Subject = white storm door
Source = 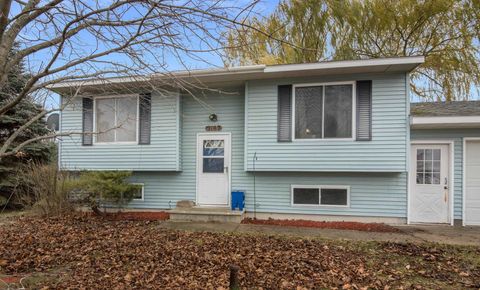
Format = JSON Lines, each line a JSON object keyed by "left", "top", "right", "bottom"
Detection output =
{"left": 465, "top": 140, "right": 480, "bottom": 226}
{"left": 196, "top": 133, "right": 231, "bottom": 206}
{"left": 410, "top": 145, "right": 450, "bottom": 224}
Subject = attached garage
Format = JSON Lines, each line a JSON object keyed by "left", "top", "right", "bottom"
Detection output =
{"left": 411, "top": 101, "right": 480, "bottom": 226}
{"left": 464, "top": 139, "right": 480, "bottom": 226}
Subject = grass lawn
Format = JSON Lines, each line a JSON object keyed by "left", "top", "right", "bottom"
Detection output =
{"left": 0, "top": 214, "right": 479, "bottom": 289}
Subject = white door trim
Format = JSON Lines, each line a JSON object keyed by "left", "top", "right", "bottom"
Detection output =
{"left": 195, "top": 132, "right": 232, "bottom": 207}
{"left": 462, "top": 137, "right": 480, "bottom": 226}
{"left": 408, "top": 140, "right": 454, "bottom": 225}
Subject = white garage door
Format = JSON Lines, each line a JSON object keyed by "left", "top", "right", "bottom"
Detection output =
{"left": 465, "top": 140, "right": 480, "bottom": 226}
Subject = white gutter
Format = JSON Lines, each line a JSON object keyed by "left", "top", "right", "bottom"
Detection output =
{"left": 48, "top": 75, "right": 151, "bottom": 89}
{"left": 411, "top": 116, "right": 480, "bottom": 128}
{"left": 264, "top": 56, "right": 425, "bottom": 73}
{"left": 153, "top": 64, "right": 266, "bottom": 78}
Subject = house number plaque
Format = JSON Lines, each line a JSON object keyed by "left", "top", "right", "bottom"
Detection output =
{"left": 205, "top": 125, "right": 222, "bottom": 132}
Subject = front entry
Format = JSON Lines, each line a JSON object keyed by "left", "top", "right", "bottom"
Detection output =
{"left": 410, "top": 144, "right": 450, "bottom": 224}
{"left": 196, "top": 133, "right": 231, "bottom": 206}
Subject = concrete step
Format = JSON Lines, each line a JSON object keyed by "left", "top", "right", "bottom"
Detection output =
{"left": 168, "top": 207, "right": 245, "bottom": 223}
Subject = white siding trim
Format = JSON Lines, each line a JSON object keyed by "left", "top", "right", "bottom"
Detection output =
{"left": 462, "top": 137, "right": 480, "bottom": 226}
{"left": 411, "top": 116, "right": 480, "bottom": 129}
{"left": 244, "top": 81, "right": 249, "bottom": 171}
{"left": 408, "top": 140, "right": 455, "bottom": 225}
{"left": 176, "top": 92, "right": 181, "bottom": 171}
{"left": 265, "top": 56, "right": 424, "bottom": 73}
{"left": 49, "top": 57, "right": 424, "bottom": 91}
{"left": 58, "top": 96, "right": 63, "bottom": 169}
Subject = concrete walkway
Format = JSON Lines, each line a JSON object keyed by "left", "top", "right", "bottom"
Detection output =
{"left": 158, "top": 221, "right": 480, "bottom": 246}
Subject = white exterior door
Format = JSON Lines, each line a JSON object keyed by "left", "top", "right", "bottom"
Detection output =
{"left": 196, "top": 133, "right": 231, "bottom": 206}
{"left": 465, "top": 140, "right": 480, "bottom": 226}
{"left": 410, "top": 145, "right": 450, "bottom": 224}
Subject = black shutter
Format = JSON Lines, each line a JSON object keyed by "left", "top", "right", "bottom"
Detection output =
{"left": 356, "top": 80, "right": 372, "bottom": 141}
{"left": 82, "top": 97, "right": 93, "bottom": 145}
{"left": 277, "top": 85, "right": 292, "bottom": 142}
{"left": 138, "top": 93, "right": 152, "bottom": 145}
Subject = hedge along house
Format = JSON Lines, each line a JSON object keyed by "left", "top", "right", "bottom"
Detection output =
{"left": 49, "top": 56, "right": 480, "bottom": 226}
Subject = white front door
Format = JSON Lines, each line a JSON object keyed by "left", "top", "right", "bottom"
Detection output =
{"left": 465, "top": 140, "right": 480, "bottom": 226}
{"left": 196, "top": 133, "right": 231, "bottom": 206}
{"left": 410, "top": 145, "right": 450, "bottom": 224}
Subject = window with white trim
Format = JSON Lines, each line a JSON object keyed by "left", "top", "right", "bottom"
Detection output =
{"left": 291, "top": 185, "right": 349, "bottom": 206}
{"left": 95, "top": 96, "right": 138, "bottom": 143}
{"left": 131, "top": 183, "right": 144, "bottom": 201}
{"left": 294, "top": 83, "right": 353, "bottom": 139}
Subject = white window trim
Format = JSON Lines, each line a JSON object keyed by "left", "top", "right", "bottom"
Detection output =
{"left": 290, "top": 185, "right": 351, "bottom": 208}
{"left": 131, "top": 183, "right": 144, "bottom": 201}
{"left": 93, "top": 94, "right": 140, "bottom": 145}
{"left": 292, "top": 81, "right": 356, "bottom": 141}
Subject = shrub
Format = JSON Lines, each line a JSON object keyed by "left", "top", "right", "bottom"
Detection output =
{"left": 14, "top": 162, "right": 75, "bottom": 216}
{"left": 73, "top": 171, "right": 141, "bottom": 213}
{"left": 14, "top": 166, "right": 139, "bottom": 216}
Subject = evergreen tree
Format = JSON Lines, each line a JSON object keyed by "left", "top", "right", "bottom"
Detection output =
{"left": 0, "top": 46, "right": 54, "bottom": 207}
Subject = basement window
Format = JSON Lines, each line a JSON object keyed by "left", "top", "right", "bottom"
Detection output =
{"left": 131, "top": 183, "right": 144, "bottom": 201}
{"left": 291, "top": 185, "right": 349, "bottom": 207}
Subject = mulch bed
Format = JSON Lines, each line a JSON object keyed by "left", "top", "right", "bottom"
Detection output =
{"left": 0, "top": 214, "right": 479, "bottom": 289}
{"left": 99, "top": 211, "right": 170, "bottom": 221}
{"left": 242, "top": 217, "right": 400, "bottom": 232}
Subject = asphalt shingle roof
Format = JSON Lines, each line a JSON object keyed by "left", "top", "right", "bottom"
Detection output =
{"left": 410, "top": 101, "right": 480, "bottom": 117}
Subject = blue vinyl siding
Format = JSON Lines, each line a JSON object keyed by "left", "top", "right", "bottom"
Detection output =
{"left": 236, "top": 172, "right": 407, "bottom": 217}
{"left": 128, "top": 85, "right": 408, "bottom": 218}
{"left": 411, "top": 128, "right": 480, "bottom": 220}
{"left": 59, "top": 92, "right": 180, "bottom": 171}
{"left": 60, "top": 76, "right": 411, "bottom": 219}
{"left": 131, "top": 171, "right": 408, "bottom": 218}
{"left": 245, "top": 73, "right": 408, "bottom": 172}
{"left": 129, "top": 87, "right": 249, "bottom": 208}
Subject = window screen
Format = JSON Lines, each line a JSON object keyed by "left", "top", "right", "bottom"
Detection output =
{"left": 324, "top": 85, "right": 353, "bottom": 138}
{"left": 321, "top": 188, "right": 348, "bottom": 205}
{"left": 96, "top": 96, "right": 138, "bottom": 143}
{"left": 292, "top": 186, "right": 349, "bottom": 206}
{"left": 295, "top": 86, "right": 323, "bottom": 139}
{"left": 96, "top": 98, "right": 116, "bottom": 143}
{"left": 116, "top": 97, "right": 137, "bottom": 142}
{"left": 293, "top": 188, "right": 320, "bottom": 205}
{"left": 294, "top": 84, "right": 353, "bottom": 139}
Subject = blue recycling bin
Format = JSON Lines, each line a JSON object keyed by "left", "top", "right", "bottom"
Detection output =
{"left": 231, "top": 190, "right": 245, "bottom": 211}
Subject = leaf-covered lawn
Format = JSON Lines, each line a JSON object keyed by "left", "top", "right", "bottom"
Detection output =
{"left": 0, "top": 215, "right": 479, "bottom": 289}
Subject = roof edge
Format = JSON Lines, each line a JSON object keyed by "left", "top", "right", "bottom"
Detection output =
{"left": 264, "top": 56, "right": 425, "bottom": 73}
{"left": 48, "top": 56, "right": 425, "bottom": 91}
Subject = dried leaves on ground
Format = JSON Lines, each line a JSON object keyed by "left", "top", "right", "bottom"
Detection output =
{"left": 0, "top": 214, "right": 479, "bottom": 289}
